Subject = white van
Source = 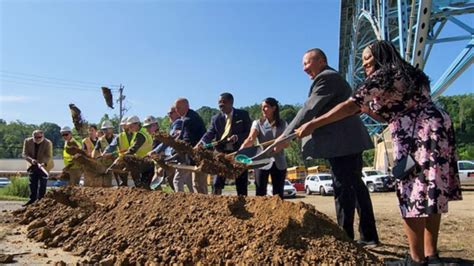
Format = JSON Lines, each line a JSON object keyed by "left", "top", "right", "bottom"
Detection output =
{"left": 458, "top": 160, "right": 474, "bottom": 186}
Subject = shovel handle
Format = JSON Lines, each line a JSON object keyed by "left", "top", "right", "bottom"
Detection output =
{"left": 226, "top": 139, "right": 276, "bottom": 158}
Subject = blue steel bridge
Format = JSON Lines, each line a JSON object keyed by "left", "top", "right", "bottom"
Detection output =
{"left": 339, "top": 0, "right": 473, "bottom": 138}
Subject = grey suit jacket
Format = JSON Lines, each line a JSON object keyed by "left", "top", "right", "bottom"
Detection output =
{"left": 283, "top": 66, "right": 373, "bottom": 159}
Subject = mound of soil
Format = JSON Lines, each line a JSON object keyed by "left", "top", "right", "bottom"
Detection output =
{"left": 14, "top": 187, "right": 380, "bottom": 264}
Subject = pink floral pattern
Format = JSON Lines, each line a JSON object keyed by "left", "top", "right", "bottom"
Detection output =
{"left": 351, "top": 69, "right": 462, "bottom": 218}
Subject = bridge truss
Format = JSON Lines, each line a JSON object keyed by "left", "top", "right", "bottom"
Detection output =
{"left": 339, "top": 0, "right": 473, "bottom": 137}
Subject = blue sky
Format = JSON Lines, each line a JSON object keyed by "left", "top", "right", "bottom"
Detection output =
{"left": 1, "top": 0, "right": 472, "bottom": 127}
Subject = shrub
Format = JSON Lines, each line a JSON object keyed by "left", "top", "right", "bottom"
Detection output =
{"left": 3, "top": 176, "right": 30, "bottom": 198}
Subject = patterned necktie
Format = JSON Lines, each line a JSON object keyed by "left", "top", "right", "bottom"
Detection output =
{"left": 220, "top": 114, "right": 232, "bottom": 141}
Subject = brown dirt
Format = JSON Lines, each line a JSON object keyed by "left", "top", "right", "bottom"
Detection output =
{"left": 68, "top": 104, "right": 87, "bottom": 135}
{"left": 154, "top": 132, "right": 247, "bottom": 178}
{"left": 101, "top": 87, "right": 114, "bottom": 109}
{"left": 10, "top": 187, "right": 380, "bottom": 265}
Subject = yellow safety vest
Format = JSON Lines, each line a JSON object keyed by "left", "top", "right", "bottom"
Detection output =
{"left": 81, "top": 137, "right": 96, "bottom": 157}
{"left": 118, "top": 132, "right": 132, "bottom": 156}
{"left": 131, "top": 128, "right": 153, "bottom": 158}
{"left": 63, "top": 138, "right": 82, "bottom": 169}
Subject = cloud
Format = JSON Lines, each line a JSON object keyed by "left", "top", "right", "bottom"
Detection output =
{"left": 0, "top": 95, "right": 31, "bottom": 103}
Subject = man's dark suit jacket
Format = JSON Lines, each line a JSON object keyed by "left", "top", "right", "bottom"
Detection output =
{"left": 178, "top": 109, "right": 207, "bottom": 147}
{"left": 283, "top": 66, "right": 373, "bottom": 159}
{"left": 200, "top": 108, "right": 252, "bottom": 152}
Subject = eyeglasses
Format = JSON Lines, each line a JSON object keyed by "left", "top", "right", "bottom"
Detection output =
{"left": 34, "top": 136, "right": 43, "bottom": 139}
{"left": 167, "top": 112, "right": 174, "bottom": 116}
{"left": 62, "top": 133, "right": 70, "bottom": 137}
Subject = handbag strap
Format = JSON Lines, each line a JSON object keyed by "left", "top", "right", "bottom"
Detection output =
{"left": 408, "top": 113, "right": 419, "bottom": 153}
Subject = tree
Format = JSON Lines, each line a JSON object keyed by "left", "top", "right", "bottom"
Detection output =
{"left": 280, "top": 104, "right": 300, "bottom": 123}
{"left": 39, "top": 122, "right": 63, "bottom": 156}
{"left": 242, "top": 104, "right": 261, "bottom": 121}
{"left": 196, "top": 106, "right": 219, "bottom": 127}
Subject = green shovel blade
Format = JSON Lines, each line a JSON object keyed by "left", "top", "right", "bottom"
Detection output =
{"left": 235, "top": 154, "right": 252, "bottom": 164}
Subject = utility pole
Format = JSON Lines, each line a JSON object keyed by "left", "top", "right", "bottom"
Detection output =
{"left": 118, "top": 84, "right": 125, "bottom": 123}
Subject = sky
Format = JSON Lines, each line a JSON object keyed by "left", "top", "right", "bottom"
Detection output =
{"left": 0, "top": 0, "right": 472, "bottom": 127}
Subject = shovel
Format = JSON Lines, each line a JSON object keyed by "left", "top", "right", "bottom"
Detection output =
{"left": 38, "top": 163, "right": 49, "bottom": 179}
{"left": 234, "top": 133, "right": 297, "bottom": 164}
{"left": 150, "top": 174, "right": 164, "bottom": 190}
{"left": 227, "top": 139, "right": 276, "bottom": 160}
{"left": 251, "top": 133, "right": 297, "bottom": 161}
{"left": 166, "top": 163, "right": 202, "bottom": 173}
{"left": 244, "top": 157, "right": 275, "bottom": 170}
{"left": 105, "top": 157, "right": 121, "bottom": 174}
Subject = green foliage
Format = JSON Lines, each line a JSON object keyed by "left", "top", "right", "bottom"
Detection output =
{"left": 196, "top": 106, "right": 219, "bottom": 127}
{"left": 1, "top": 176, "right": 30, "bottom": 198}
{"left": 0, "top": 120, "right": 36, "bottom": 158}
{"left": 284, "top": 139, "right": 304, "bottom": 167}
{"left": 157, "top": 116, "right": 171, "bottom": 132}
{"left": 242, "top": 103, "right": 261, "bottom": 121}
{"left": 362, "top": 149, "right": 375, "bottom": 167}
{"left": 437, "top": 94, "right": 474, "bottom": 159}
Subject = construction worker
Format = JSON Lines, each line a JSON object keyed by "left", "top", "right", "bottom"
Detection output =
{"left": 60, "top": 126, "right": 82, "bottom": 186}
{"left": 125, "top": 115, "right": 154, "bottom": 188}
{"left": 92, "top": 120, "right": 116, "bottom": 158}
{"left": 143, "top": 115, "right": 161, "bottom": 149}
{"left": 103, "top": 116, "right": 131, "bottom": 186}
{"left": 82, "top": 124, "right": 98, "bottom": 157}
{"left": 126, "top": 116, "right": 153, "bottom": 157}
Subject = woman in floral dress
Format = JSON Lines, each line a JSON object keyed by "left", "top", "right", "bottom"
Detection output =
{"left": 293, "top": 41, "right": 462, "bottom": 265}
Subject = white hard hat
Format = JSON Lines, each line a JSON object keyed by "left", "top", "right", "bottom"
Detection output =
{"left": 60, "top": 126, "right": 72, "bottom": 133}
{"left": 120, "top": 116, "right": 128, "bottom": 126}
{"left": 127, "top": 115, "right": 140, "bottom": 125}
{"left": 143, "top": 115, "right": 157, "bottom": 127}
{"left": 101, "top": 120, "right": 114, "bottom": 130}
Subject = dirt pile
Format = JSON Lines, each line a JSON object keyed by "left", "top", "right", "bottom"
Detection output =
{"left": 14, "top": 187, "right": 381, "bottom": 264}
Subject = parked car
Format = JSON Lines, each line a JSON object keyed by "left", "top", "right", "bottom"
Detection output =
{"left": 290, "top": 179, "right": 305, "bottom": 192}
{"left": 305, "top": 174, "right": 333, "bottom": 196}
{"left": 361, "top": 170, "right": 394, "bottom": 193}
{"left": 267, "top": 180, "right": 297, "bottom": 198}
{"left": 458, "top": 160, "right": 474, "bottom": 186}
{"left": 0, "top": 177, "right": 11, "bottom": 188}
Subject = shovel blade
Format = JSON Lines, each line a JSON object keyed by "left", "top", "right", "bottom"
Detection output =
{"left": 245, "top": 158, "right": 274, "bottom": 169}
{"left": 150, "top": 175, "right": 164, "bottom": 190}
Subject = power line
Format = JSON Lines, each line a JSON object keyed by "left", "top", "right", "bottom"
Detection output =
{"left": 0, "top": 73, "right": 106, "bottom": 90}
{"left": 0, "top": 78, "right": 103, "bottom": 92}
{"left": 0, "top": 70, "right": 120, "bottom": 88}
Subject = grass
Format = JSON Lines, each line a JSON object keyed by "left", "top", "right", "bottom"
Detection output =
{"left": 0, "top": 191, "right": 28, "bottom": 201}
{"left": 0, "top": 176, "right": 29, "bottom": 201}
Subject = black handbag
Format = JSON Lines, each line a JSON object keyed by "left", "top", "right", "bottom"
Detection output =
{"left": 392, "top": 116, "right": 419, "bottom": 181}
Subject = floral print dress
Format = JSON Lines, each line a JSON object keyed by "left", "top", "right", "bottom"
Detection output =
{"left": 351, "top": 68, "right": 462, "bottom": 218}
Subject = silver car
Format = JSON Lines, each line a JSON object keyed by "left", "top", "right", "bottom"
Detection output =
{"left": 0, "top": 177, "right": 11, "bottom": 188}
{"left": 267, "top": 180, "right": 297, "bottom": 198}
{"left": 458, "top": 160, "right": 474, "bottom": 186}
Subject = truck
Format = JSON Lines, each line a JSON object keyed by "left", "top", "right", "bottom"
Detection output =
{"left": 361, "top": 169, "right": 394, "bottom": 193}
